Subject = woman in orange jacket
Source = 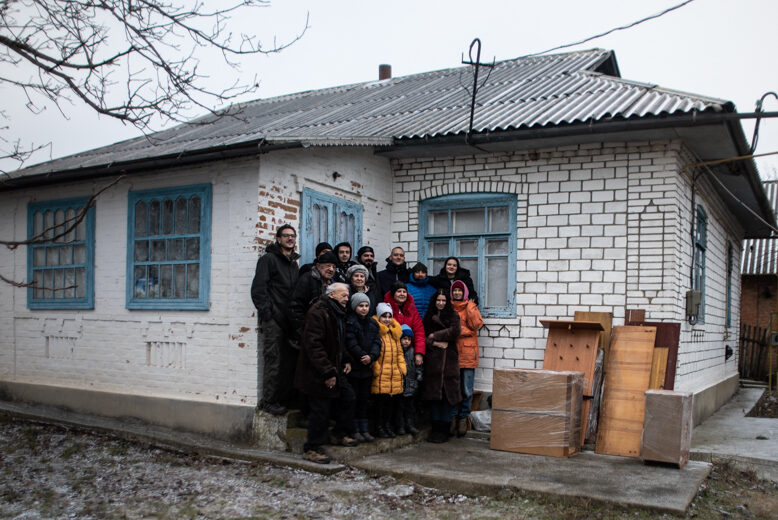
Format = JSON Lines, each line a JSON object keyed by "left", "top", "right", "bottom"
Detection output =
{"left": 450, "top": 280, "right": 484, "bottom": 437}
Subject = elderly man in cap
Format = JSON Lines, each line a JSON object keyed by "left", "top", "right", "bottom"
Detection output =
{"left": 299, "top": 242, "right": 333, "bottom": 276}
{"left": 295, "top": 282, "right": 356, "bottom": 464}
{"left": 251, "top": 224, "right": 300, "bottom": 416}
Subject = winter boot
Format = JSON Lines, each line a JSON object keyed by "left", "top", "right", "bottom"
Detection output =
{"left": 360, "top": 419, "right": 375, "bottom": 442}
{"left": 405, "top": 415, "right": 420, "bottom": 435}
{"left": 394, "top": 410, "right": 406, "bottom": 436}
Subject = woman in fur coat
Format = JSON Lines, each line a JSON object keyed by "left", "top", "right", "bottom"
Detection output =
{"left": 420, "top": 289, "right": 461, "bottom": 443}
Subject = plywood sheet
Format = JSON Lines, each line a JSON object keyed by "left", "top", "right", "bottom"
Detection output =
{"left": 643, "top": 322, "right": 681, "bottom": 390}
{"left": 541, "top": 320, "right": 602, "bottom": 396}
{"left": 625, "top": 309, "right": 645, "bottom": 325}
{"left": 595, "top": 325, "right": 656, "bottom": 458}
{"left": 649, "top": 347, "right": 669, "bottom": 389}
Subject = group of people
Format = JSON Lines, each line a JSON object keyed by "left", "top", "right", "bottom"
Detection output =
{"left": 251, "top": 224, "right": 484, "bottom": 464}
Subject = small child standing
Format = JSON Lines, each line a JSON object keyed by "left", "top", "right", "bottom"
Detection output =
{"left": 345, "top": 293, "right": 381, "bottom": 442}
{"left": 371, "top": 302, "right": 407, "bottom": 438}
{"left": 398, "top": 325, "right": 422, "bottom": 435}
{"left": 450, "top": 280, "right": 484, "bottom": 437}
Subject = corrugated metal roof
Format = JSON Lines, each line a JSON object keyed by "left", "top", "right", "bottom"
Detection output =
{"left": 742, "top": 180, "right": 778, "bottom": 274}
{"left": 13, "top": 48, "right": 732, "bottom": 178}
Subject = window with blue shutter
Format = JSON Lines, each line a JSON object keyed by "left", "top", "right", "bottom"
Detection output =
{"left": 126, "top": 184, "right": 211, "bottom": 310}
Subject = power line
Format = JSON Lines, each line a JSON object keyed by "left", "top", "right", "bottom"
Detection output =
{"left": 520, "top": 0, "right": 697, "bottom": 58}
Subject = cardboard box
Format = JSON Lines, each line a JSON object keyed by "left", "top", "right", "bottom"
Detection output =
{"left": 641, "top": 389, "right": 693, "bottom": 467}
{"left": 490, "top": 368, "right": 584, "bottom": 457}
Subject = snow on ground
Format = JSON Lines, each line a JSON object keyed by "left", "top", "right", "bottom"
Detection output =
{"left": 0, "top": 418, "right": 519, "bottom": 519}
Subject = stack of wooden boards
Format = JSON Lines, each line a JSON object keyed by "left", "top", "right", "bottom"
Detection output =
{"left": 489, "top": 310, "right": 691, "bottom": 467}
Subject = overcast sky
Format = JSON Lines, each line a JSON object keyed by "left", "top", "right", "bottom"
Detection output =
{"left": 4, "top": 0, "right": 778, "bottom": 176}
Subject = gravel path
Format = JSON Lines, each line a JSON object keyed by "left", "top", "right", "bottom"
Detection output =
{"left": 0, "top": 418, "right": 522, "bottom": 519}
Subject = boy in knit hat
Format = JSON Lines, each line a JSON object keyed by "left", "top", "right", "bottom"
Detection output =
{"left": 345, "top": 293, "right": 381, "bottom": 441}
{"left": 398, "top": 324, "right": 421, "bottom": 435}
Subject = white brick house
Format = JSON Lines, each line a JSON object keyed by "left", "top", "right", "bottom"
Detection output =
{"left": 0, "top": 49, "right": 772, "bottom": 438}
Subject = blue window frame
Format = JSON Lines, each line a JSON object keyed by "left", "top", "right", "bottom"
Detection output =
{"left": 300, "top": 188, "right": 362, "bottom": 264}
{"left": 693, "top": 205, "right": 707, "bottom": 322}
{"left": 27, "top": 197, "right": 95, "bottom": 309}
{"left": 419, "top": 193, "right": 517, "bottom": 317}
{"left": 726, "top": 242, "right": 733, "bottom": 328}
{"left": 126, "top": 184, "right": 211, "bottom": 310}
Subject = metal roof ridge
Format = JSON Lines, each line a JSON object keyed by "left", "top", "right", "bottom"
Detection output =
{"left": 580, "top": 70, "right": 732, "bottom": 107}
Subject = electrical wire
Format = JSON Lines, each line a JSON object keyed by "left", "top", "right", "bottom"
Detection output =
{"left": 520, "top": 0, "right": 697, "bottom": 58}
{"left": 684, "top": 151, "right": 778, "bottom": 236}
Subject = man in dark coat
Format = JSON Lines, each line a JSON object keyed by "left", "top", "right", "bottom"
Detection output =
{"left": 295, "top": 283, "right": 356, "bottom": 464}
{"left": 290, "top": 250, "right": 337, "bottom": 331}
{"left": 333, "top": 241, "right": 357, "bottom": 283}
{"left": 377, "top": 246, "right": 410, "bottom": 296}
{"left": 251, "top": 224, "right": 300, "bottom": 416}
{"left": 356, "top": 245, "right": 378, "bottom": 292}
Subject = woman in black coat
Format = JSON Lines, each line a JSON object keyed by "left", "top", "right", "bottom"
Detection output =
{"left": 431, "top": 256, "right": 479, "bottom": 305}
{"left": 420, "top": 289, "right": 461, "bottom": 443}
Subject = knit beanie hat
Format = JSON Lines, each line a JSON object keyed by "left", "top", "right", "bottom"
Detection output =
{"left": 411, "top": 262, "right": 428, "bottom": 274}
{"left": 357, "top": 245, "right": 374, "bottom": 257}
{"left": 315, "top": 250, "right": 338, "bottom": 265}
{"left": 346, "top": 264, "right": 369, "bottom": 280}
{"left": 401, "top": 324, "right": 413, "bottom": 338}
{"left": 376, "top": 302, "right": 393, "bottom": 317}
{"left": 350, "top": 292, "right": 371, "bottom": 311}
{"left": 451, "top": 280, "right": 469, "bottom": 300}
{"left": 315, "top": 242, "right": 333, "bottom": 256}
{"left": 390, "top": 281, "right": 407, "bottom": 295}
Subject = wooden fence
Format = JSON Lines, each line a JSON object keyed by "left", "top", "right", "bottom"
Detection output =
{"left": 739, "top": 324, "right": 772, "bottom": 381}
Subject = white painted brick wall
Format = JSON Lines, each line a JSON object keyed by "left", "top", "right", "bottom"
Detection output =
{"left": 0, "top": 147, "right": 395, "bottom": 410}
{"left": 392, "top": 140, "right": 744, "bottom": 394}
{"left": 0, "top": 141, "right": 746, "bottom": 406}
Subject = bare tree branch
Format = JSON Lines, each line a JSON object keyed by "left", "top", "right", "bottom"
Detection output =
{"left": 0, "top": 0, "right": 308, "bottom": 169}
{"left": 1, "top": 175, "right": 124, "bottom": 249}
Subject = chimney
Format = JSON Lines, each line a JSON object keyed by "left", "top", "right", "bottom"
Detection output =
{"left": 378, "top": 64, "right": 392, "bottom": 80}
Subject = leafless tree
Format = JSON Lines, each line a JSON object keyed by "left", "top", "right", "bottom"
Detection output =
{"left": 0, "top": 0, "right": 307, "bottom": 172}
{"left": 0, "top": 1, "right": 306, "bottom": 289}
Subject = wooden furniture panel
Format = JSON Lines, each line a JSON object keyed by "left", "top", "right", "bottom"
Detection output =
{"left": 595, "top": 325, "right": 656, "bottom": 458}
{"left": 625, "top": 309, "right": 645, "bottom": 325}
{"left": 574, "top": 311, "right": 612, "bottom": 360}
{"left": 649, "top": 347, "right": 669, "bottom": 389}
{"left": 643, "top": 322, "right": 681, "bottom": 390}
{"left": 540, "top": 320, "right": 603, "bottom": 396}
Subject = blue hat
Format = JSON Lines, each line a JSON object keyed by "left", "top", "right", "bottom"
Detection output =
{"left": 401, "top": 324, "right": 413, "bottom": 338}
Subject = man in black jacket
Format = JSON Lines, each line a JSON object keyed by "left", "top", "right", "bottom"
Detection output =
{"left": 377, "top": 246, "right": 410, "bottom": 297}
{"left": 251, "top": 224, "right": 300, "bottom": 416}
{"left": 291, "top": 250, "right": 337, "bottom": 331}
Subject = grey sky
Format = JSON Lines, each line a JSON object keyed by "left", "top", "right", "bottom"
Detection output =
{"left": 4, "top": 0, "right": 778, "bottom": 176}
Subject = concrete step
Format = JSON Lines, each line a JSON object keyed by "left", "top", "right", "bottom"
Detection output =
{"left": 252, "top": 408, "right": 425, "bottom": 456}
{"left": 741, "top": 379, "right": 769, "bottom": 389}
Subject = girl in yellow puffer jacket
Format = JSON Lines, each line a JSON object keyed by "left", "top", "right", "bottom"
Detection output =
{"left": 372, "top": 302, "right": 407, "bottom": 438}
